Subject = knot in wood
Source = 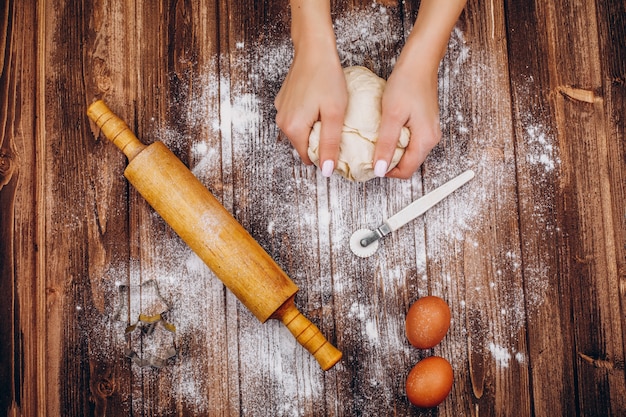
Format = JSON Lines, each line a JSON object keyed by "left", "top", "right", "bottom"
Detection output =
{"left": 95, "top": 378, "right": 115, "bottom": 397}
{"left": 0, "top": 150, "right": 16, "bottom": 188}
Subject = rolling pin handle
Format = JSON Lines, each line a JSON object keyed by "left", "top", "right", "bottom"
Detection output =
{"left": 87, "top": 100, "right": 146, "bottom": 160}
{"left": 277, "top": 301, "right": 342, "bottom": 371}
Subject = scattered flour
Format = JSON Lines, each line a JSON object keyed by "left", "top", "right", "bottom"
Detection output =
{"left": 488, "top": 342, "right": 527, "bottom": 368}
{"left": 87, "top": 5, "right": 559, "bottom": 414}
{"left": 488, "top": 342, "right": 513, "bottom": 367}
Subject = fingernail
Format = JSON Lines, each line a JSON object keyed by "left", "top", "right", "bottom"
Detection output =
{"left": 321, "top": 160, "right": 334, "bottom": 177}
{"left": 374, "top": 160, "right": 388, "bottom": 177}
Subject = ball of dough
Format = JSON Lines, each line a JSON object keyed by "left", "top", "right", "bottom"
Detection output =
{"left": 307, "top": 66, "right": 410, "bottom": 182}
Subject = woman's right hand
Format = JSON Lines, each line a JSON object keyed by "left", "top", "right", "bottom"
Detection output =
{"left": 274, "top": 0, "right": 347, "bottom": 176}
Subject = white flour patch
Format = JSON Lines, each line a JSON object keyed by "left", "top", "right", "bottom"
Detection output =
{"left": 488, "top": 343, "right": 528, "bottom": 368}
{"left": 525, "top": 124, "right": 559, "bottom": 172}
{"left": 489, "top": 342, "right": 512, "bottom": 367}
{"left": 365, "top": 319, "right": 380, "bottom": 345}
{"left": 334, "top": 6, "right": 400, "bottom": 68}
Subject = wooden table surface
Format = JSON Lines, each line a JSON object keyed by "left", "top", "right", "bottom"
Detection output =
{"left": 1, "top": 0, "right": 625, "bottom": 416}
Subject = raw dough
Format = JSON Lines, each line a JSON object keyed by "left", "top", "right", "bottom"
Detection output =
{"left": 307, "top": 66, "right": 410, "bottom": 182}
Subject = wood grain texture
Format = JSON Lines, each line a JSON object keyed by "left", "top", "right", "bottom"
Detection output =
{"left": 504, "top": 0, "right": 576, "bottom": 415}
{"left": 1, "top": 0, "right": 624, "bottom": 415}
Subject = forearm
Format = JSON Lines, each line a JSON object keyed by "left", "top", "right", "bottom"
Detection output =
{"left": 276, "top": 0, "right": 347, "bottom": 169}
{"left": 289, "top": 0, "right": 336, "bottom": 52}
{"left": 379, "top": 0, "right": 466, "bottom": 178}
{"left": 399, "top": 0, "right": 466, "bottom": 71}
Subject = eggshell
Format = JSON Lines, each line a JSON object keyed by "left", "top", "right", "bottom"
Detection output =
{"left": 405, "top": 296, "right": 451, "bottom": 349}
{"left": 406, "top": 356, "right": 454, "bottom": 408}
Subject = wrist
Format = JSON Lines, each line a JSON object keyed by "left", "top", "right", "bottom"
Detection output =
{"left": 399, "top": 0, "right": 466, "bottom": 72}
{"left": 290, "top": 0, "right": 336, "bottom": 51}
{"left": 396, "top": 34, "right": 446, "bottom": 77}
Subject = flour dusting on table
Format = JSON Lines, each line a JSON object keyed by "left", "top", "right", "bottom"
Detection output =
{"left": 88, "top": 6, "right": 559, "bottom": 414}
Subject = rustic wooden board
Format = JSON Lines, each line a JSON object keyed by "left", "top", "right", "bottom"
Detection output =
{"left": 504, "top": 1, "right": 576, "bottom": 416}
{"left": 1, "top": 0, "right": 625, "bottom": 415}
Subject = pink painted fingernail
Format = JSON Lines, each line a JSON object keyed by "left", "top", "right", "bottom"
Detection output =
{"left": 321, "top": 160, "right": 334, "bottom": 177}
{"left": 374, "top": 160, "right": 388, "bottom": 177}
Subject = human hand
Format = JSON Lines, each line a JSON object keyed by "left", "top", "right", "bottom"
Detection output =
{"left": 374, "top": 61, "right": 441, "bottom": 179}
{"left": 373, "top": 0, "right": 466, "bottom": 179}
{"left": 274, "top": 0, "right": 347, "bottom": 176}
{"left": 274, "top": 44, "right": 347, "bottom": 174}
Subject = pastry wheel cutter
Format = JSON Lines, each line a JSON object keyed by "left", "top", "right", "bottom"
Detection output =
{"left": 350, "top": 170, "right": 475, "bottom": 258}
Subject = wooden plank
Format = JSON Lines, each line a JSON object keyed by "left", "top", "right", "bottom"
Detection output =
{"left": 220, "top": 0, "right": 283, "bottom": 414}
{"left": 40, "top": 0, "right": 136, "bottom": 414}
{"left": 421, "top": 0, "right": 534, "bottom": 415}
{"left": 126, "top": 2, "right": 176, "bottom": 414}
{"left": 42, "top": 0, "right": 145, "bottom": 415}
{"left": 534, "top": 0, "right": 626, "bottom": 415}
{"left": 81, "top": 1, "right": 162, "bottom": 415}
{"left": 42, "top": 0, "right": 90, "bottom": 412}
{"left": 162, "top": 1, "right": 238, "bottom": 414}
{"left": 82, "top": 1, "right": 145, "bottom": 416}
{"left": 503, "top": 0, "right": 578, "bottom": 415}
{"left": 1, "top": 0, "right": 53, "bottom": 416}
{"left": 127, "top": 1, "right": 217, "bottom": 415}
{"left": 595, "top": 1, "right": 626, "bottom": 398}
{"left": 0, "top": 2, "right": 21, "bottom": 414}
{"left": 320, "top": 2, "right": 425, "bottom": 415}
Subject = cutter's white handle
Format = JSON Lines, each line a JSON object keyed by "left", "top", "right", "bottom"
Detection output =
{"left": 385, "top": 170, "right": 475, "bottom": 231}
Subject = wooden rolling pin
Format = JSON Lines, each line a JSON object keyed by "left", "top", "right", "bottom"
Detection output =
{"left": 87, "top": 100, "right": 341, "bottom": 371}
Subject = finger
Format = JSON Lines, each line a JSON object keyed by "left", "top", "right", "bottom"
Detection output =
{"left": 293, "top": 138, "right": 314, "bottom": 165}
{"left": 318, "top": 109, "right": 345, "bottom": 177}
{"left": 385, "top": 144, "right": 424, "bottom": 179}
{"left": 374, "top": 109, "right": 406, "bottom": 177}
{"left": 290, "top": 126, "right": 315, "bottom": 165}
{"left": 276, "top": 113, "right": 314, "bottom": 165}
{"left": 386, "top": 126, "right": 441, "bottom": 179}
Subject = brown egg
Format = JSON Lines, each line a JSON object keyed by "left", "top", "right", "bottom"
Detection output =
{"left": 405, "top": 296, "right": 451, "bottom": 349}
{"left": 406, "top": 356, "right": 454, "bottom": 408}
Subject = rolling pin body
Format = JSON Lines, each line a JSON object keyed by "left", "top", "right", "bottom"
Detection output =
{"left": 88, "top": 100, "right": 341, "bottom": 370}
{"left": 125, "top": 142, "right": 297, "bottom": 321}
